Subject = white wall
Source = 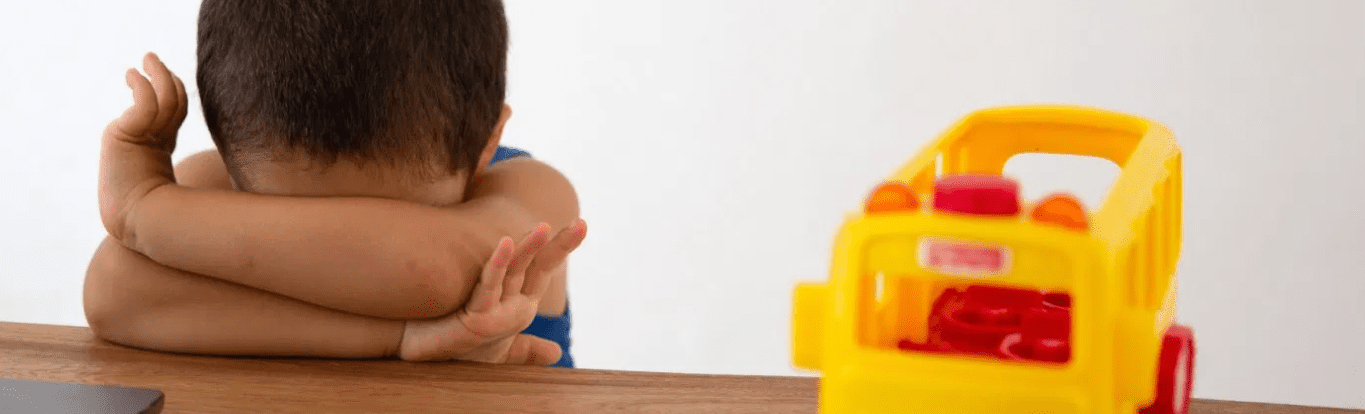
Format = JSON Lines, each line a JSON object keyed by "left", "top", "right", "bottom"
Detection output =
{"left": 2, "top": 0, "right": 1361, "bottom": 409}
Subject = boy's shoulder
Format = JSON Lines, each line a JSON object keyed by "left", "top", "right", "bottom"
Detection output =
{"left": 469, "top": 147, "right": 579, "bottom": 229}
{"left": 174, "top": 150, "right": 235, "bottom": 190}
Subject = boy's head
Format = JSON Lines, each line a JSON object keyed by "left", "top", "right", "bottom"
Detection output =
{"left": 196, "top": 0, "right": 510, "bottom": 201}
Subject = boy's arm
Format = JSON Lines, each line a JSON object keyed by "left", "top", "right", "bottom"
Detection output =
{"left": 86, "top": 149, "right": 577, "bottom": 364}
{"left": 102, "top": 55, "right": 578, "bottom": 319}
{"left": 118, "top": 159, "right": 574, "bottom": 319}
{"left": 87, "top": 149, "right": 407, "bottom": 357}
{"left": 84, "top": 227, "right": 573, "bottom": 364}
{"left": 84, "top": 236, "right": 407, "bottom": 358}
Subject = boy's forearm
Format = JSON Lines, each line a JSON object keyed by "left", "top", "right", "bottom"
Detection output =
{"left": 121, "top": 185, "right": 535, "bottom": 319}
{"left": 111, "top": 151, "right": 577, "bottom": 320}
{"left": 85, "top": 237, "right": 405, "bottom": 358}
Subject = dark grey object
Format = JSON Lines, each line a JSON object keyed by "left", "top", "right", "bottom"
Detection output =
{"left": 0, "top": 378, "right": 163, "bottom": 414}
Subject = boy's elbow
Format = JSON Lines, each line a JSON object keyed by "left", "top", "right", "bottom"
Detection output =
{"left": 83, "top": 238, "right": 191, "bottom": 353}
{"left": 394, "top": 257, "right": 470, "bottom": 319}
{"left": 403, "top": 275, "right": 461, "bottom": 319}
{"left": 85, "top": 306, "right": 145, "bottom": 348}
{"left": 86, "top": 306, "right": 174, "bottom": 353}
{"left": 83, "top": 240, "right": 150, "bottom": 344}
{"left": 83, "top": 299, "right": 124, "bottom": 344}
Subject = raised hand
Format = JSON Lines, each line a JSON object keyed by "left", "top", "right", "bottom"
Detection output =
{"left": 399, "top": 219, "right": 588, "bottom": 365}
{"left": 98, "top": 52, "right": 188, "bottom": 243}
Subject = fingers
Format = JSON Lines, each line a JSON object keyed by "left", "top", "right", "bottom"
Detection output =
{"left": 142, "top": 53, "right": 180, "bottom": 139}
{"left": 111, "top": 69, "right": 158, "bottom": 141}
{"left": 169, "top": 73, "right": 189, "bottom": 138}
{"left": 109, "top": 52, "right": 184, "bottom": 149}
{"left": 501, "top": 223, "right": 552, "bottom": 299}
{"left": 502, "top": 334, "right": 563, "bottom": 366}
{"left": 522, "top": 219, "right": 588, "bottom": 297}
{"left": 467, "top": 237, "right": 514, "bottom": 313}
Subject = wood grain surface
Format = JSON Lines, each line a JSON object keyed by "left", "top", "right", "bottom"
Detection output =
{"left": 0, "top": 322, "right": 1356, "bottom": 413}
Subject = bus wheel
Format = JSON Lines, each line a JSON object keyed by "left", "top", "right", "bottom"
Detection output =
{"left": 1140, "top": 325, "right": 1196, "bottom": 414}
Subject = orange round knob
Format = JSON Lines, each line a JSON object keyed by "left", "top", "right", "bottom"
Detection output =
{"left": 1030, "top": 193, "right": 1089, "bottom": 231}
{"left": 865, "top": 182, "right": 919, "bottom": 213}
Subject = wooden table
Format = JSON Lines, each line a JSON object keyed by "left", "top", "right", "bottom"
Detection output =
{"left": 0, "top": 322, "right": 1355, "bottom": 413}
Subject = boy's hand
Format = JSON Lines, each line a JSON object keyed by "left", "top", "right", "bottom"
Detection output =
{"left": 98, "top": 52, "right": 187, "bottom": 244}
{"left": 399, "top": 219, "right": 587, "bottom": 365}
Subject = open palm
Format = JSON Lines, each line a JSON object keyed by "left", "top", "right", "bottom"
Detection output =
{"left": 399, "top": 220, "right": 587, "bottom": 364}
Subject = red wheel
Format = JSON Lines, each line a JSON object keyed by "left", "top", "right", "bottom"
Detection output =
{"left": 1140, "top": 325, "right": 1196, "bottom": 414}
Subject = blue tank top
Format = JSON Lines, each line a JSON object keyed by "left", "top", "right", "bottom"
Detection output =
{"left": 489, "top": 146, "right": 575, "bottom": 368}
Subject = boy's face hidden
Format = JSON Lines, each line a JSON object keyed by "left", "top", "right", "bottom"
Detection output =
{"left": 236, "top": 106, "right": 512, "bottom": 206}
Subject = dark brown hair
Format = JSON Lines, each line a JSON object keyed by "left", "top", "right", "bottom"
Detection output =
{"left": 196, "top": 0, "right": 509, "bottom": 183}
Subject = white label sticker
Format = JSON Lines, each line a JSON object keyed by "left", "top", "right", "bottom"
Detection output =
{"left": 917, "top": 237, "right": 1013, "bottom": 277}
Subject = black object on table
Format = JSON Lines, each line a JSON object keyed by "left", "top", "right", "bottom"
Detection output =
{"left": 0, "top": 377, "right": 163, "bottom": 414}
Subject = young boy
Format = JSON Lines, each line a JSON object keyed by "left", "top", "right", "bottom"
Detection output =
{"left": 86, "top": 0, "right": 586, "bottom": 367}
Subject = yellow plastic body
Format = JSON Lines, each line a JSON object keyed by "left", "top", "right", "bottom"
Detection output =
{"left": 791, "top": 105, "right": 1184, "bottom": 414}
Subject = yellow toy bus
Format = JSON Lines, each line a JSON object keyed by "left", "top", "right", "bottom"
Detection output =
{"left": 791, "top": 105, "right": 1193, "bottom": 414}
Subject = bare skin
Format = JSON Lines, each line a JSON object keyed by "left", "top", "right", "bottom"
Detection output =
{"left": 87, "top": 52, "right": 584, "bottom": 364}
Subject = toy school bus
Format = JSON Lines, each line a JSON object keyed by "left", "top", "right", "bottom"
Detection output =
{"left": 791, "top": 105, "right": 1193, "bottom": 414}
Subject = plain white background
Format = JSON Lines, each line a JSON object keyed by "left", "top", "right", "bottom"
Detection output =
{"left": 2, "top": 0, "right": 1362, "bottom": 409}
